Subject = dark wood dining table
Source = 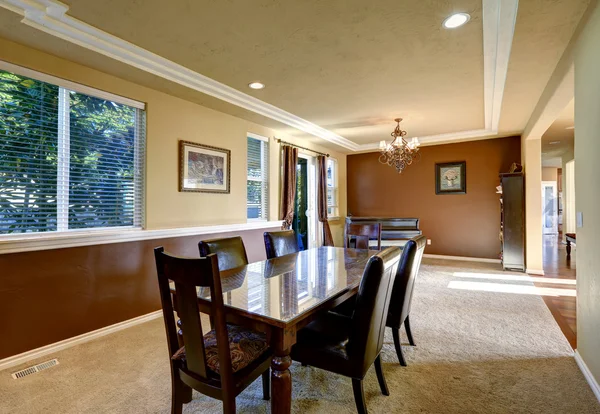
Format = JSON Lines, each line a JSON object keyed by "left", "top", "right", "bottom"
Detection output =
{"left": 170, "top": 246, "right": 389, "bottom": 413}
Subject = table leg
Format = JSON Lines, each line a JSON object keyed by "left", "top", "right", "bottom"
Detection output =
{"left": 271, "top": 327, "right": 296, "bottom": 414}
{"left": 271, "top": 352, "right": 292, "bottom": 413}
{"left": 566, "top": 240, "right": 572, "bottom": 260}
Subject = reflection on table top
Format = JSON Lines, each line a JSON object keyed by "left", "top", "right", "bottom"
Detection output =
{"left": 192, "top": 246, "right": 379, "bottom": 324}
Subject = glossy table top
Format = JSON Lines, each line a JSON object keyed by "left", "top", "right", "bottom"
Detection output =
{"left": 195, "top": 246, "right": 380, "bottom": 324}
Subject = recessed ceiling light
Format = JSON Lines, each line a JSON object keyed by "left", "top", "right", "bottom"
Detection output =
{"left": 248, "top": 82, "right": 265, "bottom": 90}
{"left": 443, "top": 13, "right": 471, "bottom": 29}
{"left": 549, "top": 141, "right": 561, "bottom": 145}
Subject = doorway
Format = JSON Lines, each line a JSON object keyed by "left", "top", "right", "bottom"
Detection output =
{"left": 292, "top": 154, "right": 319, "bottom": 250}
{"left": 542, "top": 181, "right": 558, "bottom": 234}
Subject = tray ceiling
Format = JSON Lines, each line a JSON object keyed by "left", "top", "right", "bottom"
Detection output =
{"left": 0, "top": 0, "right": 591, "bottom": 152}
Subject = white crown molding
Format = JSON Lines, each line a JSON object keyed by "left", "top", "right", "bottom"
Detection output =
{"left": 355, "top": 128, "right": 495, "bottom": 151}
{"left": 575, "top": 350, "right": 600, "bottom": 403}
{"left": 0, "top": 0, "right": 518, "bottom": 152}
{"left": 0, "top": 0, "right": 359, "bottom": 151}
{"left": 0, "top": 310, "right": 163, "bottom": 372}
{"left": 0, "top": 220, "right": 282, "bottom": 254}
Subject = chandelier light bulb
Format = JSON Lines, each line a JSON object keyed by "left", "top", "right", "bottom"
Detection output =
{"left": 407, "top": 137, "right": 420, "bottom": 149}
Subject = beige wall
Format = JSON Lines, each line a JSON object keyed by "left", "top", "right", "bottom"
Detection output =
{"left": 0, "top": 37, "right": 347, "bottom": 245}
{"left": 542, "top": 167, "right": 558, "bottom": 182}
{"left": 522, "top": 138, "right": 544, "bottom": 273}
{"left": 574, "top": 0, "right": 600, "bottom": 387}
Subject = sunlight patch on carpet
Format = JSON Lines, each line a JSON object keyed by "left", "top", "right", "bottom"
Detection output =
{"left": 452, "top": 272, "right": 576, "bottom": 285}
{"left": 447, "top": 280, "right": 576, "bottom": 297}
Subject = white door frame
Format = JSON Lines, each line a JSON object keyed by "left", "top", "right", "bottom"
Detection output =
{"left": 298, "top": 153, "right": 321, "bottom": 249}
{"left": 542, "top": 181, "right": 558, "bottom": 234}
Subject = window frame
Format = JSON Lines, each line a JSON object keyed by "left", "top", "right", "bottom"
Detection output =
{"left": 0, "top": 60, "right": 146, "bottom": 240}
{"left": 246, "top": 132, "right": 270, "bottom": 222}
{"left": 326, "top": 157, "right": 340, "bottom": 219}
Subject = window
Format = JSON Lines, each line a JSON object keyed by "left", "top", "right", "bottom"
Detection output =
{"left": 247, "top": 133, "right": 269, "bottom": 220}
{"left": 0, "top": 67, "right": 145, "bottom": 235}
{"left": 326, "top": 158, "right": 339, "bottom": 218}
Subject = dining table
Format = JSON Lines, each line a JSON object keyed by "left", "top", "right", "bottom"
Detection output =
{"left": 170, "top": 245, "right": 397, "bottom": 413}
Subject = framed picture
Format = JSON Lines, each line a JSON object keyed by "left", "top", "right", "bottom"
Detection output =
{"left": 179, "top": 140, "right": 230, "bottom": 193}
{"left": 435, "top": 161, "right": 466, "bottom": 195}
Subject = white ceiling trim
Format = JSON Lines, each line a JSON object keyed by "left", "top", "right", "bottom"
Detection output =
{"left": 483, "top": 0, "right": 518, "bottom": 132}
{"left": 356, "top": 128, "right": 495, "bottom": 152}
{"left": 0, "top": 0, "right": 360, "bottom": 151}
{"left": 0, "top": 0, "right": 518, "bottom": 152}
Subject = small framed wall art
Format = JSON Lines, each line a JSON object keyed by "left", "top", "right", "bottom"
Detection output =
{"left": 179, "top": 140, "right": 231, "bottom": 193}
{"left": 435, "top": 161, "right": 466, "bottom": 195}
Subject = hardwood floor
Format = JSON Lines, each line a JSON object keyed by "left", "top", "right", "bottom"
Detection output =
{"left": 538, "top": 234, "right": 577, "bottom": 349}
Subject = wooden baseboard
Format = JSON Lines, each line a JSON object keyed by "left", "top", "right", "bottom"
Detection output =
{"left": 423, "top": 254, "right": 502, "bottom": 264}
{"left": 0, "top": 310, "right": 162, "bottom": 372}
{"left": 575, "top": 350, "right": 600, "bottom": 403}
{"left": 526, "top": 268, "right": 546, "bottom": 276}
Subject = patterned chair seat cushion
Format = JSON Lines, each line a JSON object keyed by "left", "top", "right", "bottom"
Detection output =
{"left": 172, "top": 324, "right": 268, "bottom": 373}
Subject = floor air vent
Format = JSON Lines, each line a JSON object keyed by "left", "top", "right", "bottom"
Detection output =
{"left": 11, "top": 359, "right": 59, "bottom": 379}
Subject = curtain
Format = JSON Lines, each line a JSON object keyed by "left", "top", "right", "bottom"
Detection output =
{"left": 280, "top": 145, "right": 298, "bottom": 230}
{"left": 317, "top": 155, "right": 335, "bottom": 246}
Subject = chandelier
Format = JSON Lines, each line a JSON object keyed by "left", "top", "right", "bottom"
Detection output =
{"left": 378, "top": 118, "right": 420, "bottom": 173}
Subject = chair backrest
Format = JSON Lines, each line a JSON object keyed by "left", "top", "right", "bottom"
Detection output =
{"left": 264, "top": 230, "right": 300, "bottom": 259}
{"left": 199, "top": 236, "right": 249, "bottom": 271}
{"left": 154, "top": 247, "right": 235, "bottom": 392}
{"left": 345, "top": 222, "right": 382, "bottom": 250}
{"left": 386, "top": 235, "right": 426, "bottom": 329}
{"left": 348, "top": 247, "right": 401, "bottom": 374}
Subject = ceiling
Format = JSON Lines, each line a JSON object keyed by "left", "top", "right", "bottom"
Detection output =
{"left": 0, "top": 0, "right": 591, "bottom": 152}
{"left": 542, "top": 99, "right": 575, "bottom": 160}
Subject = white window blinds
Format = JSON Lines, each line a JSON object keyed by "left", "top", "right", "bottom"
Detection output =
{"left": 326, "top": 158, "right": 339, "bottom": 217}
{"left": 247, "top": 134, "right": 269, "bottom": 220}
{"left": 0, "top": 69, "right": 146, "bottom": 235}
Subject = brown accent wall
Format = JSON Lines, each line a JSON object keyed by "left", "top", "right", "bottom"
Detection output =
{"left": 0, "top": 227, "right": 278, "bottom": 359}
{"left": 347, "top": 136, "right": 521, "bottom": 259}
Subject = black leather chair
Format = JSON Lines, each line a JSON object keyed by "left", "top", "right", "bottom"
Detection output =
{"left": 332, "top": 235, "right": 426, "bottom": 366}
{"left": 199, "top": 236, "right": 249, "bottom": 271}
{"left": 263, "top": 230, "right": 300, "bottom": 259}
{"left": 290, "top": 247, "right": 401, "bottom": 414}
{"left": 387, "top": 235, "right": 426, "bottom": 366}
{"left": 154, "top": 248, "right": 271, "bottom": 414}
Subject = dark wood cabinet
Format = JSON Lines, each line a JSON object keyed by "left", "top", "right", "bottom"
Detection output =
{"left": 500, "top": 173, "right": 525, "bottom": 271}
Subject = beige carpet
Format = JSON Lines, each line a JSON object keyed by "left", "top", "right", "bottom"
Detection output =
{"left": 2, "top": 259, "right": 599, "bottom": 414}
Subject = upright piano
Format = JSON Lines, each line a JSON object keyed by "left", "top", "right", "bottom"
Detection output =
{"left": 345, "top": 216, "right": 422, "bottom": 248}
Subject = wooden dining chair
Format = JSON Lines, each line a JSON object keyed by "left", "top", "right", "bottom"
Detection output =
{"left": 263, "top": 230, "right": 300, "bottom": 259}
{"left": 154, "top": 247, "right": 272, "bottom": 414}
{"left": 344, "top": 222, "right": 382, "bottom": 250}
{"left": 199, "top": 236, "right": 249, "bottom": 271}
{"left": 290, "top": 247, "right": 402, "bottom": 414}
